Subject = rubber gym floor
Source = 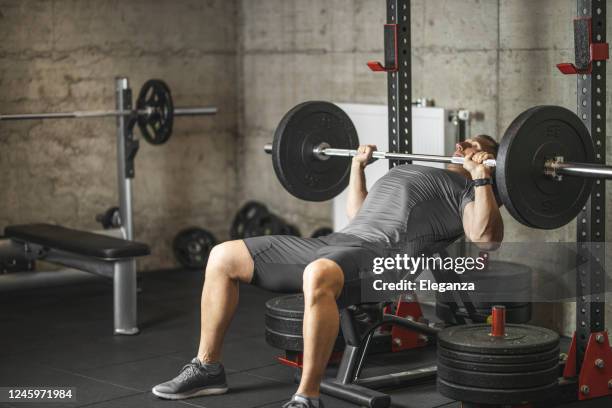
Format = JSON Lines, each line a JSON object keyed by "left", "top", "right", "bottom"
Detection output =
{"left": 0, "top": 269, "right": 606, "bottom": 408}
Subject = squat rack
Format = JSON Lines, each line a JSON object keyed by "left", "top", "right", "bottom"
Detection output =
{"left": 320, "top": 0, "right": 612, "bottom": 406}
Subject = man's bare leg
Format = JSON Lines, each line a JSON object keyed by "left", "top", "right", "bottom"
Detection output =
{"left": 297, "top": 259, "right": 345, "bottom": 397}
{"left": 197, "top": 240, "right": 254, "bottom": 363}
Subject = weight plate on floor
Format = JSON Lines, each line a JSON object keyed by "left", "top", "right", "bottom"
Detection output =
{"left": 438, "top": 345, "right": 560, "bottom": 365}
{"left": 272, "top": 101, "right": 359, "bottom": 201}
{"left": 437, "top": 362, "right": 559, "bottom": 389}
{"left": 266, "top": 294, "right": 305, "bottom": 319}
{"left": 438, "top": 353, "right": 558, "bottom": 373}
{"left": 230, "top": 201, "right": 269, "bottom": 239}
{"left": 279, "top": 222, "right": 301, "bottom": 237}
{"left": 136, "top": 79, "right": 174, "bottom": 145}
{"left": 243, "top": 213, "right": 285, "bottom": 237}
{"left": 311, "top": 227, "right": 333, "bottom": 238}
{"left": 496, "top": 105, "right": 594, "bottom": 229}
{"left": 435, "top": 302, "right": 532, "bottom": 325}
{"left": 438, "top": 324, "right": 559, "bottom": 355}
{"left": 172, "top": 227, "right": 217, "bottom": 269}
{"left": 437, "top": 378, "right": 558, "bottom": 405}
{"left": 265, "top": 294, "right": 343, "bottom": 352}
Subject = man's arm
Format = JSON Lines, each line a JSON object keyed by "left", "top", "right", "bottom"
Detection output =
{"left": 346, "top": 145, "right": 376, "bottom": 221}
{"left": 462, "top": 152, "right": 504, "bottom": 249}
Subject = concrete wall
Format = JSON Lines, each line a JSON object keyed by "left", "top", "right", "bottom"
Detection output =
{"left": 0, "top": 0, "right": 238, "bottom": 269}
{"left": 236, "top": 0, "right": 611, "bottom": 335}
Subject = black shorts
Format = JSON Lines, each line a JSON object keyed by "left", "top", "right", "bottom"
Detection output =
{"left": 243, "top": 233, "right": 382, "bottom": 308}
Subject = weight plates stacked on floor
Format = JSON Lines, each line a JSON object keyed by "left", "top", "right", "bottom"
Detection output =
{"left": 230, "top": 201, "right": 269, "bottom": 239}
{"left": 435, "top": 261, "right": 532, "bottom": 324}
{"left": 265, "top": 294, "right": 344, "bottom": 352}
{"left": 437, "top": 324, "right": 560, "bottom": 405}
{"left": 231, "top": 201, "right": 301, "bottom": 239}
{"left": 173, "top": 227, "right": 217, "bottom": 269}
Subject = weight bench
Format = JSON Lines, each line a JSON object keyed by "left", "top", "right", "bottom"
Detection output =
{"left": 3, "top": 223, "right": 150, "bottom": 335}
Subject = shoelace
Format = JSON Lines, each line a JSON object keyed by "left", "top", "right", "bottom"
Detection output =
{"left": 177, "top": 361, "right": 202, "bottom": 381}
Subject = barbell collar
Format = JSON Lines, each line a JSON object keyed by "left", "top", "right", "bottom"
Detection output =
{"left": 0, "top": 106, "right": 217, "bottom": 121}
{"left": 264, "top": 141, "right": 497, "bottom": 167}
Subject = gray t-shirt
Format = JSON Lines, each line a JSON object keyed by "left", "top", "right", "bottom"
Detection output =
{"left": 340, "top": 164, "right": 475, "bottom": 252}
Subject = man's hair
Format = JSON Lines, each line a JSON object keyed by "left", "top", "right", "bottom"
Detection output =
{"left": 475, "top": 134, "right": 499, "bottom": 156}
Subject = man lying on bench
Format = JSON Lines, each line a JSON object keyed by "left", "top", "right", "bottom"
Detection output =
{"left": 153, "top": 136, "right": 504, "bottom": 407}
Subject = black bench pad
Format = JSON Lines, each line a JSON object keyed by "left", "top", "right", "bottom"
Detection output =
{"left": 5, "top": 223, "right": 150, "bottom": 260}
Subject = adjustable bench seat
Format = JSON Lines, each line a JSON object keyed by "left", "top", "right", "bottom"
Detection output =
{"left": 5, "top": 223, "right": 150, "bottom": 260}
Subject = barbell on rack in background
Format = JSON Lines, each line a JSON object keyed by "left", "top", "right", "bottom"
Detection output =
{"left": 0, "top": 79, "right": 217, "bottom": 145}
{"left": 263, "top": 101, "right": 612, "bottom": 230}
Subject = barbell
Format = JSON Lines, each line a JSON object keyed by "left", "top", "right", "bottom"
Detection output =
{"left": 0, "top": 79, "right": 217, "bottom": 145}
{"left": 263, "top": 101, "right": 611, "bottom": 230}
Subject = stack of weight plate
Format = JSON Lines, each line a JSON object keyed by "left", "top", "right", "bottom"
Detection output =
{"left": 265, "top": 294, "right": 344, "bottom": 352}
{"left": 436, "top": 261, "right": 532, "bottom": 324}
{"left": 437, "top": 324, "right": 560, "bottom": 406}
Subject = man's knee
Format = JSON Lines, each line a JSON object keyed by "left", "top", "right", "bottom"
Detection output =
{"left": 206, "top": 240, "right": 253, "bottom": 281}
{"left": 303, "top": 259, "right": 344, "bottom": 301}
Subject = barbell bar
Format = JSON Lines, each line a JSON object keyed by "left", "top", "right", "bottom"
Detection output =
{"left": 264, "top": 143, "right": 497, "bottom": 167}
{"left": 0, "top": 79, "right": 217, "bottom": 146}
{"left": 263, "top": 101, "right": 603, "bottom": 230}
{"left": 0, "top": 107, "right": 217, "bottom": 121}
{"left": 263, "top": 144, "right": 612, "bottom": 180}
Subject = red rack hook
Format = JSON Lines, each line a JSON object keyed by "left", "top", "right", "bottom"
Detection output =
{"left": 557, "top": 17, "right": 609, "bottom": 75}
{"left": 367, "top": 24, "right": 399, "bottom": 73}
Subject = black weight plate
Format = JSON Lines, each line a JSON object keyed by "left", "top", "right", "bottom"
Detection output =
{"left": 438, "top": 353, "right": 558, "bottom": 374}
{"left": 438, "top": 345, "right": 560, "bottom": 365}
{"left": 265, "top": 327, "right": 345, "bottom": 352}
{"left": 243, "top": 213, "right": 285, "bottom": 237}
{"left": 136, "top": 79, "right": 174, "bottom": 145}
{"left": 265, "top": 313, "right": 303, "bottom": 335}
{"left": 437, "top": 362, "right": 559, "bottom": 389}
{"left": 230, "top": 201, "right": 268, "bottom": 239}
{"left": 172, "top": 227, "right": 217, "bottom": 269}
{"left": 496, "top": 105, "right": 594, "bottom": 229}
{"left": 311, "top": 227, "right": 333, "bottom": 238}
{"left": 438, "top": 324, "right": 559, "bottom": 355}
{"left": 96, "top": 206, "right": 121, "bottom": 229}
{"left": 279, "top": 223, "right": 301, "bottom": 237}
{"left": 435, "top": 302, "right": 532, "bottom": 325}
{"left": 265, "top": 294, "right": 305, "bottom": 319}
{"left": 437, "top": 378, "right": 558, "bottom": 405}
{"left": 272, "top": 101, "right": 359, "bottom": 201}
{"left": 266, "top": 328, "right": 304, "bottom": 351}
{"left": 265, "top": 294, "right": 344, "bottom": 352}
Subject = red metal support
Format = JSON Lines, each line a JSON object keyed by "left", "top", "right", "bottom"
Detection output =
{"left": 385, "top": 297, "right": 428, "bottom": 352}
{"left": 563, "top": 331, "right": 612, "bottom": 400}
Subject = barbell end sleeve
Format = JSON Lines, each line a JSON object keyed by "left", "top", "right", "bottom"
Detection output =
{"left": 172, "top": 107, "right": 218, "bottom": 116}
{"left": 264, "top": 143, "right": 273, "bottom": 154}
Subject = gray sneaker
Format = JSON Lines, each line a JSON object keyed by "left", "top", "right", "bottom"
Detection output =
{"left": 281, "top": 395, "right": 324, "bottom": 408}
{"left": 152, "top": 358, "right": 228, "bottom": 400}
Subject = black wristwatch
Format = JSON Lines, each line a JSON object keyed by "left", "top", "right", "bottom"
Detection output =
{"left": 472, "top": 178, "right": 493, "bottom": 187}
